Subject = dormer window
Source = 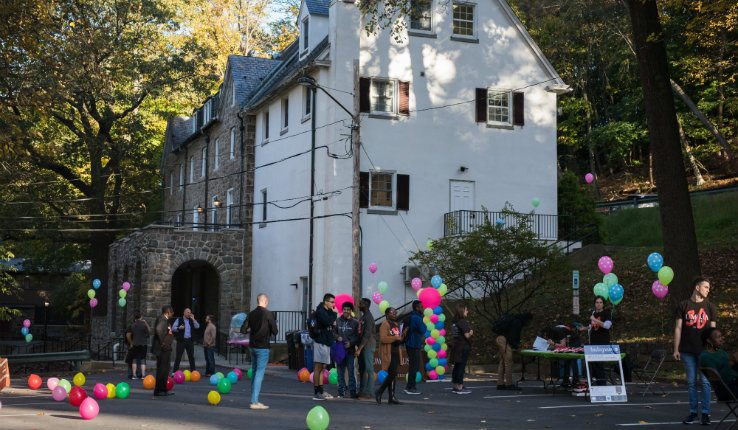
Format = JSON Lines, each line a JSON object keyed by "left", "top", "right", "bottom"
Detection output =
{"left": 203, "top": 99, "right": 212, "bottom": 124}
{"left": 302, "top": 17, "right": 309, "bottom": 53}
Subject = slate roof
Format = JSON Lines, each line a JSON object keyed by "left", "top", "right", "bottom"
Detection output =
{"left": 168, "top": 116, "right": 193, "bottom": 152}
{"left": 305, "top": 0, "right": 330, "bottom": 16}
{"left": 228, "top": 56, "right": 282, "bottom": 109}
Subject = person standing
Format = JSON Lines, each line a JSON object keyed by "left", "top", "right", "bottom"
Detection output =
{"left": 375, "top": 307, "right": 405, "bottom": 405}
{"left": 242, "top": 293, "right": 278, "bottom": 410}
{"left": 335, "top": 302, "right": 359, "bottom": 398}
{"left": 129, "top": 311, "right": 150, "bottom": 379}
{"left": 674, "top": 276, "right": 716, "bottom": 425}
{"left": 494, "top": 312, "right": 533, "bottom": 390}
{"left": 202, "top": 315, "right": 217, "bottom": 377}
{"left": 356, "top": 298, "right": 376, "bottom": 400}
{"left": 404, "top": 300, "right": 425, "bottom": 395}
{"left": 578, "top": 296, "right": 611, "bottom": 385}
{"left": 172, "top": 308, "right": 200, "bottom": 372}
{"left": 152, "top": 305, "right": 174, "bottom": 397}
{"left": 312, "top": 294, "right": 336, "bottom": 401}
{"left": 451, "top": 303, "right": 473, "bottom": 394}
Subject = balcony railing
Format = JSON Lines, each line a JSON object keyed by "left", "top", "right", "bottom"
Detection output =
{"left": 443, "top": 210, "right": 575, "bottom": 240}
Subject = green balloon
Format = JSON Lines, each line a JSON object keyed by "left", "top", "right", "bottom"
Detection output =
{"left": 593, "top": 282, "right": 609, "bottom": 300}
{"left": 119, "top": 289, "right": 127, "bottom": 298}
{"left": 427, "top": 349, "right": 437, "bottom": 359}
{"left": 217, "top": 377, "right": 232, "bottom": 394}
{"left": 116, "top": 382, "right": 130, "bottom": 399}
{"left": 379, "top": 300, "right": 389, "bottom": 314}
{"left": 438, "top": 313, "right": 446, "bottom": 322}
{"left": 378, "top": 281, "right": 388, "bottom": 294}
{"left": 429, "top": 358, "right": 438, "bottom": 368}
{"left": 328, "top": 372, "right": 337, "bottom": 385}
{"left": 87, "top": 289, "right": 96, "bottom": 299}
{"left": 431, "top": 329, "right": 439, "bottom": 338}
{"left": 215, "top": 372, "right": 225, "bottom": 380}
{"left": 426, "top": 322, "right": 435, "bottom": 332}
{"left": 438, "top": 284, "right": 447, "bottom": 296}
{"left": 118, "top": 298, "right": 126, "bottom": 307}
{"left": 658, "top": 266, "right": 674, "bottom": 286}
{"left": 423, "top": 308, "right": 433, "bottom": 317}
{"left": 58, "top": 378, "right": 71, "bottom": 393}
{"left": 306, "top": 406, "right": 330, "bottom": 430}
{"left": 424, "top": 344, "right": 431, "bottom": 352}
{"left": 437, "top": 336, "right": 446, "bottom": 344}
{"left": 329, "top": 368, "right": 337, "bottom": 375}
{"left": 603, "top": 273, "right": 618, "bottom": 287}
{"left": 25, "top": 333, "right": 33, "bottom": 342}
{"left": 247, "top": 368, "right": 253, "bottom": 379}
{"left": 532, "top": 197, "right": 540, "bottom": 208}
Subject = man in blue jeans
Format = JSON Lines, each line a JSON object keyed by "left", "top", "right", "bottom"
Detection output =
{"left": 404, "top": 300, "right": 425, "bottom": 395}
{"left": 674, "top": 276, "right": 716, "bottom": 425}
{"left": 242, "top": 293, "right": 278, "bottom": 410}
{"left": 335, "top": 302, "right": 359, "bottom": 398}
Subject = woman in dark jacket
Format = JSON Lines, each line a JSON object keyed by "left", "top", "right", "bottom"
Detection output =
{"left": 451, "top": 303, "right": 473, "bottom": 394}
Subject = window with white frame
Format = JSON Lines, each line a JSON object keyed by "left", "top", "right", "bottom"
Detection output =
{"left": 226, "top": 188, "right": 235, "bottom": 226}
{"left": 230, "top": 128, "right": 235, "bottom": 159}
{"left": 176, "top": 213, "right": 182, "bottom": 227}
{"left": 214, "top": 138, "right": 219, "bottom": 170}
{"left": 370, "top": 171, "right": 395, "bottom": 208}
{"left": 263, "top": 111, "right": 270, "bottom": 141}
{"left": 303, "top": 87, "right": 312, "bottom": 118}
{"left": 302, "top": 18, "right": 309, "bottom": 52}
{"left": 203, "top": 99, "right": 211, "bottom": 124}
{"left": 189, "top": 157, "right": 194, "bottom": 183}
{"left": 410, "top": 0, "right": 432, "bottom": 32}
{"left": 201, "top": 147, "right": 206, "bottom": 177}
{"left": 281, "top": 98, "right": 289, "bottom": 130}
{"left": 452, "top": 3, "right": 475, "bottom": 37}
{"left": 487, "top": 89, "right": 511, "bottom": 125}
{"left": 169, "top": 172, "right": 174, "bottom": 195}
{"left": 370, "top": 79, "right": 397, "bottom": 115}
{"left": 179, "top": 165, "right": 184, "bottom": 190}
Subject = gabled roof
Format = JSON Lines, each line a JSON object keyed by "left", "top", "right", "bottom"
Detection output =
{"left": 305, "top": 0, "right": 330, "bottom": 16}
{"left": 228, "top": 55, "right": 282, "bottom": 109}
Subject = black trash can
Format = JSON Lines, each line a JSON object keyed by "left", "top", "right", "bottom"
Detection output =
{"left": 286, "top": 331, "right": 299, "bottom": 370}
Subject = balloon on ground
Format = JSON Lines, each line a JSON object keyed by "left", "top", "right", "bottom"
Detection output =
{"left": 79, "top": 397, "right": 99, "bottom": 420}
{"left": 306, "top": 406, "right": 330, "bottom": 430}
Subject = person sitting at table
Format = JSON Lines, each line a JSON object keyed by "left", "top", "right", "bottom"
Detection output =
{"left": 544, "top": 325, "right": 582, "bottom": 388}
{"left": 699, "top": 327, "right": 738, "bottom": 399}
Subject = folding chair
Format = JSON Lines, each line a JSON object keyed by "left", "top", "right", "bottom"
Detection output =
{"left": 701, "top": 367, "right": 738, "bottom": 430}
{"left": 632, "top": 349, "right": 666, "bottom": 396}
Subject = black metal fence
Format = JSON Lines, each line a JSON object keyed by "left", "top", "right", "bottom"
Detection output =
{"left": 444, "top": 210, "right": 575, "bottom": 240}
{"left": 0, "top": 337, "right": 88, "bottom": 356}
{"left": 272, "top": 311, "right": 305, "bottom": 343}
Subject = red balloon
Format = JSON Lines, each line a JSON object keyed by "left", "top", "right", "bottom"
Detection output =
{"left": 69, "top": 386, "right": 88, "bottom": 407}
{"left": 28, "top": 374, "right": 42, "bottom": 390}
{"left": 419, "top": 288, "right": 441, "bottom": 309}
{"left": 166, "top": 376, "right": 174, "bottom": 391}
{"left": 334, "top": 294, "right": 354, "bottom": 314}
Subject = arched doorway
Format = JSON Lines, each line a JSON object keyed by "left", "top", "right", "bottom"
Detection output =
{"left": 171, "top": 261, "right": 220, "bottom": 334}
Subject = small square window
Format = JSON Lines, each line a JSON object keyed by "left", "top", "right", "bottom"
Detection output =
{"left": 453, "top": 3, "right": 475, "bottom": 37}
{"left": 487, "top": 89, "right": 511, "bottom": 125}
{"left": 370, "top": 171, "right": 394, "bottom": 208}
{"left": 370, "top": 80, "right": 396, "bottom": 115}
{"left": 410, "top": 0, "right": 432, "bottom": 31}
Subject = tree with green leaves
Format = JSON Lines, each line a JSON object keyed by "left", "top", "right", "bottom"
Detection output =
{"left": 0, "top": 246, "right": 23, "bottom": 321}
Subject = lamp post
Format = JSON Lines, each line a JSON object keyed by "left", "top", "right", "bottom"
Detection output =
{"left": 44, "top": 300, "right": 49, "bottom": 353}
{"left": 297, "top": 62, "right": 362, "bottom": 305}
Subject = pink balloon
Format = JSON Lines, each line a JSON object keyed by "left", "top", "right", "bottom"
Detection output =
{"left": 437, "top": 349, "right": 447, "bottom": 359}
{"left": 652, "top": 280, "right": 669, "bottom": 299}
{"left": 411, "top": 277, "right": 422, "bottom": 291}
{"left": 439, "top": 329, "right": 446, "bottom": 337}
{"left": 430, "top": 314, "right": 439, "bottom": 323}
{"left": 173, "top": 371, "right": 185, "bottom": 384}
{"left": 372, "top": 291, "right": 383, "bottom": 304}
{"left": 79, "top": 397, "right": 99, "bottom": 420}
{"left": 426, "top": 336, "right": 436, "bottom": 346}
{"left": 89, "top": 298, "right": 98, "bottom": 308}
{"left": 122, "top": 281, "right": 131, "bottom": 291}
{"left": 52, "top": 386, "right": 67, "bottom": 401}
{"left": 47, "top": 377, "right": 60, "bottom": 391}
{"left": 93, "top": 383, "right": 107, "bottom": 400}
{"left": 418, "top": 288, "right": 442, "bottom": 309}
{"left": 323, "top": 370, "right": 329, "bottom": 385}
{"left": 23, "top": 319, "right": 31, "bottom": 328}
{"left": 233, "top": 368, "right": 243, "bottom": 380}
{"left": 334, "top": 294, "right": 354, "bottom": 313}
{"left": 368, "top": 263, "right": 378, "bottom": 274}
{"left": 309, "top": 372, "right": 314, "bottom": 383}
{"left": 598, "top": 256, "right": 613, "bottom": 274}
{"left": 585, "top": 173, "right": 594, "bottom": 184}
{"left": 428, "top": 370, "right": 438, "bottom": 380}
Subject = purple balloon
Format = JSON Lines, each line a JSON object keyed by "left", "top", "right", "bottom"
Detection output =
{"left": 585, "top": 173, "right": 594, "bottom": 184}
{"left": 89, "top": 298, "right": 98, "bottom": 308}
{"left": 52, "top": 386, "right": 67, "bottom": 401}
{"left": 652, "top": 280, "right": 668, "bottom": 299}
{"left": 22, "top": 319, "right": 31, "bottom": 328}
{"left": 122, "top": 281, "right": 131, "bottom": 291}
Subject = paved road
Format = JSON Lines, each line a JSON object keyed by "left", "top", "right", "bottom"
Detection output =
{"left": 0, "top": 367, "right": 732, "bottom": 429}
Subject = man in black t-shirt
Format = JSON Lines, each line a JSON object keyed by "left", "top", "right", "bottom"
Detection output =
{"left": 241, "top": 293, "right": 278, "bottom": 410}
{"left": 673, "top": 276, "right": 716, "bottom": 425}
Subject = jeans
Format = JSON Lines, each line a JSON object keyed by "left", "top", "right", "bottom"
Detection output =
{"left": 204, "top": 346, "right": 215, "bottom": 375}
{"left": 452, "top": 348, "right": 470, "bottom": 385}
{"left": 358, "top": 347, "right": 375, "bottom": 395}
{"left": 337, "top": 354, "right": 357, "bottom": 395}
{"left": 250, "top": 348, "right": 270, "bottom": 404}
{"left": 682, "top": 352, "right": 711, "bottom": 414}
{"left": 406, "top": 347, "right": 421, "bottom": 390}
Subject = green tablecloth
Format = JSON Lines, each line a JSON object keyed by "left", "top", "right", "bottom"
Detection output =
{"left": 518, "top": 349, "right": 626, "bottom": 360}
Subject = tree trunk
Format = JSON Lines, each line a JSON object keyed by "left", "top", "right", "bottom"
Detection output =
{"left": 677, "top": 116, "right": 705, "bottom": 187}
{"left": 625, "top": 0, "right": 701, "bottom": 301}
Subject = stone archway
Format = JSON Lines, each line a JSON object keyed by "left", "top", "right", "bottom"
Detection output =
{"left": 171, "top": 260, "right": 220, "bottom": 328}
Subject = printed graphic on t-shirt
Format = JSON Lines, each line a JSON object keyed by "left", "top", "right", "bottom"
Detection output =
{"left": 684, "top": 308, "right": 710, "bottom": 329}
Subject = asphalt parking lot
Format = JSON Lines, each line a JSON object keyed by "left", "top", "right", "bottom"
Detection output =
{"left": 0, "top": 366, "right": 733, "bottom": 430}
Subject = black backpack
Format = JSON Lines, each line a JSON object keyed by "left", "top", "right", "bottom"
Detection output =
{"left": 307, "top": 310, "right": 319, "bottom": 339}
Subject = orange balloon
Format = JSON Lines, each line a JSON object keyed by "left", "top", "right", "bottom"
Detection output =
{"left": 191, "top": 371, "right": 201, "bottom": 382}
{"left": 142, "top": 375, "right": 156, "bottom": 390}
{"left": 298, "top": 369, "right": 310, "bottom": 382}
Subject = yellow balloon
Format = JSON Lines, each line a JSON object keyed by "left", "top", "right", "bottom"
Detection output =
{"left": 208, "top": 390, "right": 221, "bottom": 405}
{"left": 73, "top": 372, "right": 86, "bottom": 387}
{"left": 106, "top": 383, "right": 116, "bottom": 399}
{"left": 184, "top": 370, "right": 191, "bottom": 382}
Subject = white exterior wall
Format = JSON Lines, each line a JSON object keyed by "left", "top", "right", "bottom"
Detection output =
{"left": 251, "top": 0, "right": 560, "bottom": 315}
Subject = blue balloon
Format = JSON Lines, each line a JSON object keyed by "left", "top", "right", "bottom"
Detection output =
{"left": 495, "top": 218, "right": 504, "bottom": 227}
{"left": 438, "top": 358, "right": 447, "bottom": 367}
{"left": 432, "top": 342, "right": 441, "bottom": 351}
{"left": 425, "top": 362, "right": 433, "bottom": 371}
{"left": 438, "top": 374, "right": 445, "bottom": 380}
{"left": 210, "top": 374, "right": 220, "bottom": 385}
{"left": 435, "top": 321, "right": 444, "bottom": 330}
{"left": 377, "top": 370, "right": 388, "bottom": 384}
{"left": 431, "top": 275, "right": 442, "bottom": 289}
{"left": 227, "top": 371, "right": 238, "bottom": 383}
{"left": 608, "top": 283, "right": 624, "bottom": 304}
{"left": 424, "top": 330, "right": 431, "bottom": 338}
{"left": 92, "top": 279, "right": 101, "bottom": 289}
{"left": 433, "top": 306, "right": 443, "bottom": 315}
{"left": 647, "top": 252, "right": 664, "bottom": 273}
{"left": 21, "top": 327, "right": 29, "bottom": 336}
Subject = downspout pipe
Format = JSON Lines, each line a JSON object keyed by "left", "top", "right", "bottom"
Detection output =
{"left": 204, "top": 133, "right": 210, "bottom": 230}
{"left": 182, "top": 146, "right": 188, "bottom": 224}
{"left": 237, "top": 112, "right": 245, "bottom": 227}
{"left": 308, "top": 87, "right": 317, "bottom": 314}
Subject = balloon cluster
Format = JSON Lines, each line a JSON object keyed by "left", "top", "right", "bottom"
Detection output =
{"left": 594, "top": 256, "right": 624, "bottom": 306}
{"left": 89, "top": 278, "right": 101, "bottom": 308}
{"left": 647, "top": 252, "right": 671, "bottom": 299}
{"left": 369, "top": 262, "right": 392, "bottom": 314}
{"left": 37, "top": 372, "right": 105, "bottom": 419}
{"left": 420, "top": 275, "right": 447, "bottom": 380}
{"left": 118, "top": 281, "right": 130, "bottom": 307}
{"left": 21, "top": 319, "right": 32, "bottom": 343}
{"left": 207, "top": 368, "right": 245, "bottom": 405}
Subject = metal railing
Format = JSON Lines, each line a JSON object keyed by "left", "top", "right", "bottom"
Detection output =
{"left": 0, "top": 337, "right": 87, "bottom": 356}
{"left": 444, "top": 210, "right": 575, "bottom": 240}
{"left": 273, "top": 311, "right": 305, "bottom": 343}
{"left": 595, "top": 185, "right": 737, "bottom": 214}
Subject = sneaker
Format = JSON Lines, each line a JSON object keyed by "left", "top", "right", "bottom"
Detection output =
{"left": 404, "top": 389, "right": 422, "bottom": 395}
{"left": 336, "top": 393, "right": 346, "bottom": 399}
{"left": 313, "top": 393, "right": 326, "bottom": 401}
{"left": 455, "top": 388, "right": 472, "bottom": 395}
{"left": 250, "top": 402, "right": 269, "bottom": 410}
{"left": 683, "top": 413, "right": 698, "bottom": 424}
{"left": 701, "top": 414, "right": 711, "bottom": 426}
{"left": 322, "top": 392, "right": 334, "bottom": 400}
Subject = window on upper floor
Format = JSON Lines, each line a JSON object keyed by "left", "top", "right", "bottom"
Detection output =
{"left": 203, "top": 99, "right": 212, "bottom": 124}
{"left": 214, "top": 138, "right": 220, "bottom": 170}
{"left": 475, "top": 88, "right": 525, "bottom": 127}
{"left": 303, "top": 87, "right": 312, "bottom": 120}
{"left": 302, "top": 17, "right": 309, "bottom": 52}
{"left": 179, "top": 165, "right": 184, "bottom": 190}
{"left": 359, "top": 171, "right": 410, "bottom": 212}
{"left": 359, "top": 78, "right": 410, "bottom": 117}
{"left": 452, "top": 3, "right": 476, "bottom": 39}
{"left": 189, "top": 156, "right": 194, "bottom": 183}
{"left": 410, "top": 0, "right": 432, "bottom": 32}
{"left": 176, "top": 213, "right": 182, "bottom": 227}
{"left": 232, "top": 83, "right": 236, "bottom": 107}
{"left": 281, "top": 98, "right": 289, "bottom": 131}
{"left": 211, "top": 195, "right": 218, "bottom": 230}
{"left": 169, "top": 172, "right": 174, "bottom": 196}
{"left": 230, "top": 128, "right": 236, "bottom": 159}
{"left": 226, "top": 188, "right": 235, "bottom": 227}
{"left": 193, "top": 205, "right": 200, "bottom": 231}
{"left": 201, "top": 147, "right": 207, "bottom": 177}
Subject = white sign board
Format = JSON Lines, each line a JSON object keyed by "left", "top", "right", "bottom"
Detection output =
{"left": 584, "top": 344, "right": 628, "bottom": 403}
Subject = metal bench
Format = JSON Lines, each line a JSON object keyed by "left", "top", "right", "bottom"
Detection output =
{"left": 6, "top": 350, "right": 91, "bottom": 372}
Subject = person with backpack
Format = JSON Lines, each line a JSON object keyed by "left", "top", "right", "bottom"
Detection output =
{"left": 403, "top": 300, "right": 425, "bottom": 395}
{"left": 312, "top": 293, "right": 337, "bottom": 401}
{"left": 493, "top": 312, "right": 533, "bottom": 390}
{"left": 451, "top": 303, "right": 473, "bottom": 394}
{"left": 335, "top": 302, "right": 359, "bottom": 398}
{"left": 356, "top": 298, "right": 376, "bottom": 400}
